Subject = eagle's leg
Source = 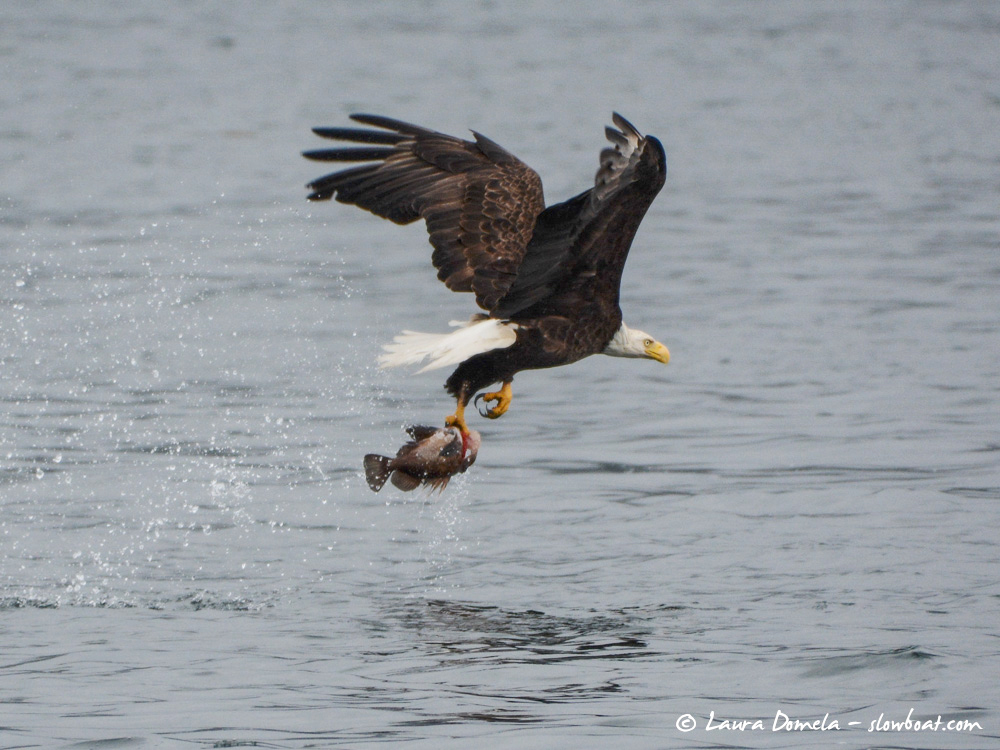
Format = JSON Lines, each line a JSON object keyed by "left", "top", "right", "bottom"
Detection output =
{"left": 477, "top": 380, "right": 513, "bottom": 420}
{"left": 445, "top": 388, "right": 470, "bottom": 435}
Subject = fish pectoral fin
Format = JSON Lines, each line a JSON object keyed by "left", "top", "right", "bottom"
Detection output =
{"left": 475, "top": 381, "right": 513, "bottom": 419}
{"left": 390, "top": 470, "right": 421, "bottom": 492}
{"left": 439, "top": 439, "right": 462, "bottom": 458}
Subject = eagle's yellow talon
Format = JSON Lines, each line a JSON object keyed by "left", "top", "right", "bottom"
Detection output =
{"left": 479, "top": 381, "right": 512, "bottom": 419}
{"left": 445, "top": 398, "right": 470, "bottom": 435}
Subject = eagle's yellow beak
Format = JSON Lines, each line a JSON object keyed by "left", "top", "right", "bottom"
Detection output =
{"left": 645, "top": 340, "right": 670, "bottom": 364}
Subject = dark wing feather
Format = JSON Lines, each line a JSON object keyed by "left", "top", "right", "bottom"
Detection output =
{"left": 304, "top": 115, "right": 545, "bottom": 311}
{"left": 302, "top": 146, "right": 398, "bottom": 162}
{"left": 492, "top": 113, "right": 667, "bottom": 319}
{"left": 311, "top": 126, "right": 407, "bottom": 144}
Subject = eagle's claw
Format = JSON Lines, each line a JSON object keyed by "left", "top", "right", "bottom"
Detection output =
{"left": 474, "top": 382, "right": 513, "bottom": 419}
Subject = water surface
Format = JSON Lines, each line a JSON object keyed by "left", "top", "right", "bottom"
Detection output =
{"left": 2, "top": 2, "right": 999, "bottom": 748}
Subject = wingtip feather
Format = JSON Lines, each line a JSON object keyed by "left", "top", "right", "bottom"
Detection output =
{"left": 349, "top": 113, "right": 433, "bottom": 136}
{"left": 611, "top": 112, "right": 642, "bottom": 138}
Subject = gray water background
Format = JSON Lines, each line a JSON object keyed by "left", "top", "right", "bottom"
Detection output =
{"left": 2, "top": 1, "right": 999, "bottom": 748}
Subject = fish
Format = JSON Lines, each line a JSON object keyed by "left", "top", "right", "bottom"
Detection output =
{"left": 364, "top": 424, "right": 482, "bottom": 492}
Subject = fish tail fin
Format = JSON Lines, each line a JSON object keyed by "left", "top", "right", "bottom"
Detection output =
{"left": 363, "top": 454, "right": 392, "bottom": 492}
{"left": 377, "top": 318, "right": 518, "bottom": 372}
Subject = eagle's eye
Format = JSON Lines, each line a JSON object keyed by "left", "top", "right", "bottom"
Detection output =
{"left": 643, "top": 338, "right": 653, "bottom": 347}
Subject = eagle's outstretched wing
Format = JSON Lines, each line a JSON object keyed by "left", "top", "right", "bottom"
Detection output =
{"left": 491, "top": 113, "right": 667, "bottom": 319}
{"left": 304, "top": 115, "right": 544, "bottom": 312}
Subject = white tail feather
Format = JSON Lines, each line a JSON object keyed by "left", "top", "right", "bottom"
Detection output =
{"left": 378, "top": 318, "right": 518, "bottom": 372}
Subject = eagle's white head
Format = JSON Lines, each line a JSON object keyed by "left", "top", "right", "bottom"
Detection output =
{"left": 603, "top": 323, "right": 670, "bottom": 364}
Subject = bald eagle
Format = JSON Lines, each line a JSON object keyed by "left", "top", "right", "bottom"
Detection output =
{"left": 303, "top": 113, "right": 670, "bottom": 436}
